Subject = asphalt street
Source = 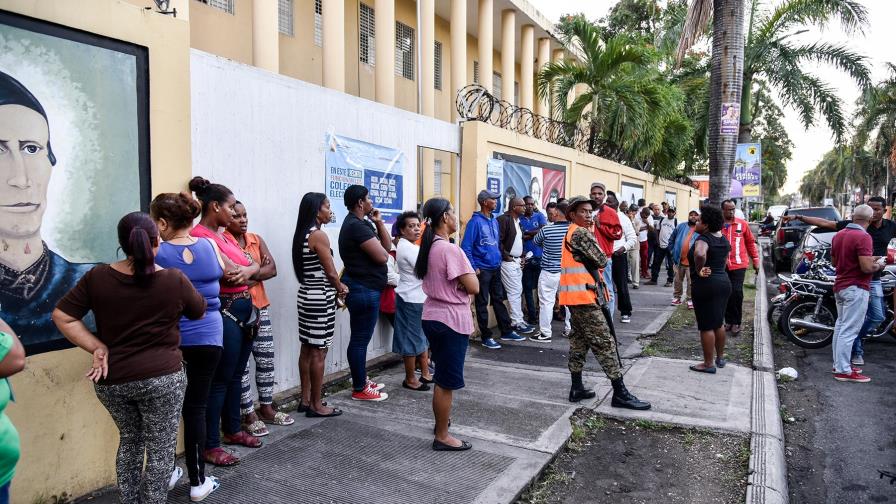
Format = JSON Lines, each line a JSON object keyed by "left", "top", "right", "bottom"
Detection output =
{"left": 763, "top": 243, "right": 896, "bottom": 503}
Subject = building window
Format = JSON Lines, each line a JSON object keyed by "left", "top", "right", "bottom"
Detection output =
{"left": 434, "top": 41, "right": 443, "bottom": 90}
{"left": 198, "top": 0, "right": 234, "bottom": 14}
{"left": 278, "top": 0, "right": 294, "bottom": 36}
{"left": 493, "top": 72, "right": 502, "bottom": 101}
{"left": 314, "top": 0, "right": 322, "bottom": 47}
{"left": 433, "top": 159, "right": 443, "bottom": 196}
{"left": 359, "top": 3, "right": 375, "bottom": 65}
{"left": 514, "top": 81, "right": 519, "bottom": 106}
{"left": 395, "top": 21, "right": 415, "bottom": 80}
{"left": 473, "top": 61, "right": 479, "bottom": 84}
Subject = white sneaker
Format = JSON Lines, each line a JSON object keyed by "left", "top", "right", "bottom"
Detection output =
{"left": 168, "top": 466, "right": 183, "bottom": 490}
{"left": 190, "top": 476, "right": 221, "bottom": 502}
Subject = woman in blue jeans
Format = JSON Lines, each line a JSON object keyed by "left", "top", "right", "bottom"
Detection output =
{"left": 338, "top": 185, "right": 393, "bottom": 401}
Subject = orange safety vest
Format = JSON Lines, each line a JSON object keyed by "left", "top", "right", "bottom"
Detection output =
{"left": 559, "top": 224, "right": 598, "bottom": 306}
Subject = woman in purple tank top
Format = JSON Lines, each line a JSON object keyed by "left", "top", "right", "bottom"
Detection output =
{"left": 151, "top": 192, "right": 225, "bottom": 501}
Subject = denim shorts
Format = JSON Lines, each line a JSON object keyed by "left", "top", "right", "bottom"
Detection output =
{"left": 422, "top": 319, "right": 469, "bottom": 390}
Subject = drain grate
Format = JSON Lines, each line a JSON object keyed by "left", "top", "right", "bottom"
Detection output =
{"left": 168, "top": 417, "right": 513, "bottom": 503}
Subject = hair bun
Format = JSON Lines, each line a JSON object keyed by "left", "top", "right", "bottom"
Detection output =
{"left": 188, "top": 176, "right": 211, "bottom": 195}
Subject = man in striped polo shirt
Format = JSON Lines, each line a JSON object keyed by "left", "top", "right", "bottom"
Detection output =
{"left": 531, "top": 200, "right": 570, "bottom": 343}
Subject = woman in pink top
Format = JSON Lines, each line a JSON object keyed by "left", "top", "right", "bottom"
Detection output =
{"left": 188, "top": 177, "right": 262, "bottom": 466}
{"left": 415, "top": 198, "right": 479, "bottom": 452}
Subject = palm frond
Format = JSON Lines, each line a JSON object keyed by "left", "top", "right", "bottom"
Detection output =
{"left": 675, "top": 0, "right": 713, "bottom": 66}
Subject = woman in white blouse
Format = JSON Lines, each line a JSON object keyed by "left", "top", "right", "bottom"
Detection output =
{"left": 393, "top": 211, "right": 434, "bottom": 391}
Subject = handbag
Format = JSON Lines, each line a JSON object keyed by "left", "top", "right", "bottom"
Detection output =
{"left": 221, "top": 294, "right": 260, "bottom": 340}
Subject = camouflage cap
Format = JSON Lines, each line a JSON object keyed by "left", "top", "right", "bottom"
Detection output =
{"left": 565, "top": 196, "right": 595, "bottom": 217}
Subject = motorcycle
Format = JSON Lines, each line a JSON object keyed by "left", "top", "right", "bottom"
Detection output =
{"left": 767, "top": 246, "right": 833, "bottom": 332}
{"left": 777, "top": 258, "right": 896, "bottom": 349}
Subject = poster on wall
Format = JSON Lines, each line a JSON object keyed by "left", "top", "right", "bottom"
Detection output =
{"left": 487, "top": 158, "right": 504, "bottom": 214}
{"left": 325, "top": 133, "right": 405, "bottom": 226}
{"left": 0, "top": 12, "right": 150, "bottom": 354}
{"left": 735, "top": 143, "right": 762, "bottom": 197}
{"left": 664, "top": 191, "right": 677, "bottom": 208}
{"left": 491, "top": 157, "right": 566, "bottom": 213}
{"left": 620, "top": 182, "right": 645, "bottom": 207}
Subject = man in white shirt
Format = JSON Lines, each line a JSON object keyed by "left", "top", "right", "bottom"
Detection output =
{"left": 648, "top": 207, "right": 678, "bottom": 286}
{"left": 498, "top": 197, "right": 535, "bottom": 334}
{"left": 625, "top": 206, "right": 640, "bottom": 288}
{"left": 606, "top": 192, "right": 637, "bottom": 323}
{"left": 634, "top": 207, "right": 653, "bottom": 281}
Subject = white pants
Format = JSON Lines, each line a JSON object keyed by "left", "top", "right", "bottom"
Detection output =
{"left": 501, "top": 259, "right": 524, "bottom": 327}
{"left": 628, "top": 247, "right": 640, "bottom": 286}
{"left": 537, "top": 270, "right": 571, "bottom": 338}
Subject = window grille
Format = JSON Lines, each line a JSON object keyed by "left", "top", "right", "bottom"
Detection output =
{"left": 278, "top": 0, "right": 294, "bottom": 36}
{"left": 199, "top": 0, "right": 234, "bottom": 14}
{"left": 473, "top": 61, "right": 479, "bottom": 84}
{"left": 314, "top": 0, "right": 322, "bottom": 47}
{"left": 359, "top": 3, "right": 375, "bottom": 65}
{"left": 434, "top": 159, "right": 443, "bottom": 195}
{"left": 493, "top": 72, "right": 502, "bottom": 101}
{"left": 434, "top": 41, "right": 443, "bottom": 90}
{"left": 395, "top": 21, "right": 415, "bottom": 80}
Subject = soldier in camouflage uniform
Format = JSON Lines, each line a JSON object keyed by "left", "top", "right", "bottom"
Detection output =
{"left": 562, "top": 197, "right": 650, "bottom": 410}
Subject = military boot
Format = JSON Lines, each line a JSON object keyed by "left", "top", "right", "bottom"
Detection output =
{"left": 568, "top": 372, "right": 596, "bottom": 403}
{"left": 610, "top": 378, "right": 651, "bottom": 410}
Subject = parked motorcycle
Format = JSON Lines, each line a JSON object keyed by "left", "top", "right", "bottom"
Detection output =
{"left": 777, "top": 261, "right": 896, "bottom": 349}
{"left": 767, "top": 246, "right": 833, "bottom": 332}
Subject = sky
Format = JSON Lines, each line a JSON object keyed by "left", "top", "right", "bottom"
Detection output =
{"left": 528, "top": 0, "right": 896, "bottom": 195}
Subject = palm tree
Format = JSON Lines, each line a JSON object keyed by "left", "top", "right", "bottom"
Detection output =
{"left": 537, "top": 16, "right": 693, "bottom": 178}
{"left": 739, "top": 0, "right": 870, "bottom": 143}
{"left": 854, "top": 62, "right": 896, "bottom": 194}
{"left": 677, "top": 0, "right": 746, "bottom": 204}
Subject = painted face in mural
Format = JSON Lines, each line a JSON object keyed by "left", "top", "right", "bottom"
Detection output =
{"left": 0, "top": 104, "right": 53, "bottom": 240}
{"left": 529, "top": 177, "right": 542, "bottom": 209}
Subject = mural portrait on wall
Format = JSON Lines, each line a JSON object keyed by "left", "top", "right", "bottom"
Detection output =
{"left": 0, "top": 12, "right": 149, "bottom": 354}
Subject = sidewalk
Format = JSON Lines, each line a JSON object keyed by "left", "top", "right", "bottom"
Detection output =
{"left": 81, "top": 282, "right": 754, "bottom": 504}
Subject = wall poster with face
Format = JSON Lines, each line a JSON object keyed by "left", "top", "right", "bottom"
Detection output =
{"left": 0, "top": 12, "right": 150, "bottom": 354}
{"left": 492, "top": 153, "right": 566, "bottom": 214}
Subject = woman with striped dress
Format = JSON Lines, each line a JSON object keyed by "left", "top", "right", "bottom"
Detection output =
{"left": 292, "top": 193, "right": 347, "bottom": 417}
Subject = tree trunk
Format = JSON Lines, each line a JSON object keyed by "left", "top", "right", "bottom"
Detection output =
{"left": 707, "top": 0, "right": 745, "bottom": 205}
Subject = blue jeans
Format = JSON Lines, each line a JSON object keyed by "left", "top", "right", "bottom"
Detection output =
{"left": 852, "top": 280, "right": 885, "bottom": 358}
{"left": 206, "top": 296, "right": 253, "bottom": 448}
{"left": 522, "top": 258, "right": 541, "bottom": 322}
{"left": 0, "top": 481, "right": 10, "bottom": 504}
{"left": 344, "top": 276, "right": 382, "bottom": 391}
{"left": 833, "top": 286, "right": 869, "bottom": 374}
{"left": 603, "top": 258, "right": 615, "bottom": 321}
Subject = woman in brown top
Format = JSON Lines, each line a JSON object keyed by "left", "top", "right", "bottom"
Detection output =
{"left": 52, "top": 212, "right": 206, "bottom": 504}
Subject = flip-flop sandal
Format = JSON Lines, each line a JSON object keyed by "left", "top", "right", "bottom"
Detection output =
{"left": 715, "top": 358, "right": 727, "bottom": 368}
{"left": 262, "top": 411, "right": 295, "bottom": 426}
{"left": 305, "top": 407, "right": 343, "bottom": 418}
{"left": 432, "top": 439, "right": 472, "bottom": 451}
{"left": 689, "top": 364, "right": 717, "bottom": 374}
{"left": 203, "top": 448, "right": 240, "bottom": 467}
{"left": 243, "top": 419, "right": 269, "bottom": 437}
{"left": 402, "top": 380, "right": 431, "bottom": 391}
{"left": 222, "top": 431, "right": 263, "bottom": 448}
{"left": 419, "top": 375, "right": 435, "bottom": 385}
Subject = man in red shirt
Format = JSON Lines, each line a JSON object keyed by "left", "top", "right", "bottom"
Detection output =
{"left": 721, "top": 200, "right": 759, "bottom": 335}
{"left": 590, "top": 183, "right": 622, "bottom": 320}
{"left": 830, "top": 204, "right": 885, "bottom": 382}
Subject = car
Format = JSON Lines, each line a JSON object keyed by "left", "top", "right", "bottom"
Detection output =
{"left": 790, "top": 226, "right": 835, "bottom": 272}
{"left": 772, "top": 206, "right": 842, "bottom": 272}
{"left": 767, "top": 205, "right": 788, "bottom": 223}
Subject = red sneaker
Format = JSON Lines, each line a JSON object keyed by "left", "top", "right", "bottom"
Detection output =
{"left": 352, "top": 384, "right": 389, "bottom": 401}
{"left": 366, "top": 379, "right": 385, "bottom": 391}
{"left": 832, "top": 367, "right": 862, "bottom": 374}
{"left": 833, "top": 371, "right": 870, "bottom": 383}
{"left": 671, "top": 298, "right": 682, "bottom": 306}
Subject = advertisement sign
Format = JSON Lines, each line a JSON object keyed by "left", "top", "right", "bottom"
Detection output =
{"left": 487, "top": 158, "right": 504, "bottom": 213}
{"left": 720, "top": 102, "right": 740, "bottom": 135}
{"left": 489, "top": 158, "right": 566, "bottom": 213}
{"left": 620, "top": 182, "right": 645, "bottom": 207}
{"left": 325, "top": 133, "right": 405, "bottom": 226}
{"left": 735, "top": 143, "right": 762, "bottom": 197}
{"left": 0, "top": 12, "right": 150, "bottom": 354}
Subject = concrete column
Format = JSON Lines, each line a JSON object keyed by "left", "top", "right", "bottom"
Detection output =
{"left": 520, "top": 25, "right": 534, "bottom": 111}
{"left": 500, "top": 10, "right": 515, "bottom": 105}
{"left": 536, "top": 37, "right": 550, "bottom": 116}
{"left": 375, "top": 0, "right": 395, "bottom": 106}
{"left": 322, "top": 0, "right": 345, "bottom": 92}
{"left": 421, "top": 0, "right": 435, "bottom": 116}
{"left": 450, "top": 0, "right": 467, "bottom": 121}
{"left": 252, "top": 0, "right": 279, "bottom": 72}
{"left": 478, "top": 0, "right": 493, "bottom": 94}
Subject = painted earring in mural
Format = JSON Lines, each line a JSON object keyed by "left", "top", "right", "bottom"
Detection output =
{"left": 0, "top": 12, "right": 150, "bottom": 353}
{"left": 0, "top": 70, "right": 95, "bottom": 350}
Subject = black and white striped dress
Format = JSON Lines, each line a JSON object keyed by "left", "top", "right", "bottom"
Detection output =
{"left": 297, "top": 226, "right": 336, "bottom": 347}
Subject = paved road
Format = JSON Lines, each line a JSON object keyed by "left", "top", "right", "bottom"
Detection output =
{"left": 762, "top": 242, "right": 896, "bottom": 503}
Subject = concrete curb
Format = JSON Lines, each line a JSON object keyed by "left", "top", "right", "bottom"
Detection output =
{"left": 746, "top": 251, "right": 789, "bottom": 504}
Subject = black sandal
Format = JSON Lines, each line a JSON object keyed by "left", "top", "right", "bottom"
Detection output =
{"left": 432, "top": 439, "right": 472, "bottom": 451}
{"left": 402, "top": 380, "right": 431, "bottom": 391}
{"left": 419, "top": 375, "right": 435, "bottom": 385}
{"left": 305, "top": 407, "right": 343, "bottom": 418}
{"left": 296, "top": 400, "right": 327, "bottom": 413}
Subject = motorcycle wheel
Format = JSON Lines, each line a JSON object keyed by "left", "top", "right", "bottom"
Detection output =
{"left": 780, "top": 298, "right": 837, "bottom": 349}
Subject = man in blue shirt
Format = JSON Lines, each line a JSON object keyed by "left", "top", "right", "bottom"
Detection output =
{"left": 520, "top": 196, "right": 548, "bottom": 325}
{"left": 461, "top": 190, "right": 523, "bottom": 349}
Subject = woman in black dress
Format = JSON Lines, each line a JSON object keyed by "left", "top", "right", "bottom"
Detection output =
{"left": 688, "top": 204, "right": 732, "bottom": 373}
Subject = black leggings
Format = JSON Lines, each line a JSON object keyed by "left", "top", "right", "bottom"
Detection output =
{"left": 181, "top": 345, "right": 222, "bottom": 486}
{"left": 725, "top": 269, "right": 747, "bottom": 326}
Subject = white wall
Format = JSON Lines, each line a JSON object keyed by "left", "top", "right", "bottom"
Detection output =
{"left": 190, "top": 50, "right": 460, "bottom": 394}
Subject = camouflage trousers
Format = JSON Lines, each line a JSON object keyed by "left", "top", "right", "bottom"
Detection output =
{"left": 567, "top": 304, "right": 622, "bottom": 380}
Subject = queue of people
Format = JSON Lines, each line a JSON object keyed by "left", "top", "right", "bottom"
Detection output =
{"left": 43, "top": 174, "right": 771, "bottom": 502}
